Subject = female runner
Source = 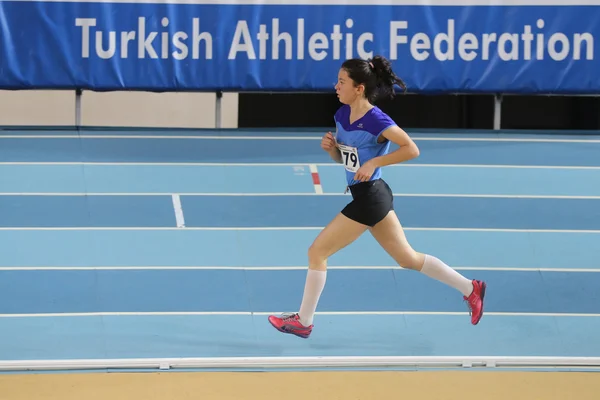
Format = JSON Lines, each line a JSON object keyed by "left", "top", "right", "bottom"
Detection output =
{"left": 268, "top": 55, "right": 486, "bottom": 338}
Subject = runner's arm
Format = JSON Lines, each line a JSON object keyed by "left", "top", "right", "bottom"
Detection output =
{"left": 371, "top": 125, "right": 420, "bottom": 167}
{"left": 329, "top": 147, "right": 343, "bottom": 163}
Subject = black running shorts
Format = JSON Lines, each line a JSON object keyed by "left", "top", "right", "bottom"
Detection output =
{"left": 341, "top": 178, "right": 394, "bottom": 227}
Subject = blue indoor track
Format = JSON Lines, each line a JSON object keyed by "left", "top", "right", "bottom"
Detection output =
{"left": 1, "top": 129, "right": 600, "bottom": 370}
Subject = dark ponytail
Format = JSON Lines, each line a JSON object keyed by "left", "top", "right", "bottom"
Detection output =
{"left": 341, "top": 55, "right": 407, "bottom": 103}
{"left": 370, "top": 55, "right": 407, "bottom": 100}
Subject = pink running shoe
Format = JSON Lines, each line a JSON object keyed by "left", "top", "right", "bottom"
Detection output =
{"left": 464, "top": 280, "right": 486, "bottom": 325}
{"left": 268, "top": 313, "right": 313, "bottom": 339}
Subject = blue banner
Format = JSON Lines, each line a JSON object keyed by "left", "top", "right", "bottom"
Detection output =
{"left": 0, "top": 0, "right": 599, "bottom": 93}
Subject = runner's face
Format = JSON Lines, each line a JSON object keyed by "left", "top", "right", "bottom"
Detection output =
{"left": 335, "top": 68, "right": 362, "bottom": 104}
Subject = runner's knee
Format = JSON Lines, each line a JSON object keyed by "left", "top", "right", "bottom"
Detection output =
{"left": 395, "top": 250, "right": 424, "bottom": 270}
{"left": 308, "top": 242, "right": 328, "bottom": 265}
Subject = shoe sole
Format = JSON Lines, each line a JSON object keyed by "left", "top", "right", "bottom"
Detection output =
{"left": 472, "top": 281, "right": 486, "bottom": 325}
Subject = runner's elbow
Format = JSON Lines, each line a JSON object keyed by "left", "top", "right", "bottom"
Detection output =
{"left": 407, "top": 142, "right": 420, "bottom": 159}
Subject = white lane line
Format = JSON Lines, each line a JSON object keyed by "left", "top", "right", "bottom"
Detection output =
{"left": 1, "top": 311, "right": 599, "bottom": 318}
{"left": 171, "top": 194, "right": 186, "bottom": 228}
{"left": 0, "top": 266, "right": 597, "bottom": 272}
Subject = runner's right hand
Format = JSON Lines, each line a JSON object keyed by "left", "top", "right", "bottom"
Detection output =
{"left": 321, "top": 132, "right": 337, "bottom": 152}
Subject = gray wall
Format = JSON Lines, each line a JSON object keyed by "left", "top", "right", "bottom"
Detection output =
{"left": 0, "top": 90, "right": 239, "bottom": 128}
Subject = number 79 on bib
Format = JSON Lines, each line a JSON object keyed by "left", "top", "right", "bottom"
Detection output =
{"left": 338, "top": 144, "right": 360, "bottom": 173}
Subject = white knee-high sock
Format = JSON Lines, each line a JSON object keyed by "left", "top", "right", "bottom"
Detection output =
{"left": 298, "top": 269, "right": 327, "bottom": 326}
{"left": 421, "top": 254, "right": 473, "bottom": 297}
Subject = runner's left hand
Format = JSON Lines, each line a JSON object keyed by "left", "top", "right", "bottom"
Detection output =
{"left": 353, "top": 161, "right": 376, "bottom": 182}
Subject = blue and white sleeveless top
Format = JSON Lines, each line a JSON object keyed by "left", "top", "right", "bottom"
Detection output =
{"left": 334, "top": 104, "right": 397, "bottom": 186}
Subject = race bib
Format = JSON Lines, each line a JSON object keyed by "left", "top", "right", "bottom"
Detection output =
{"left": 338, "top": 144, "right": 360, "bottom": 172}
